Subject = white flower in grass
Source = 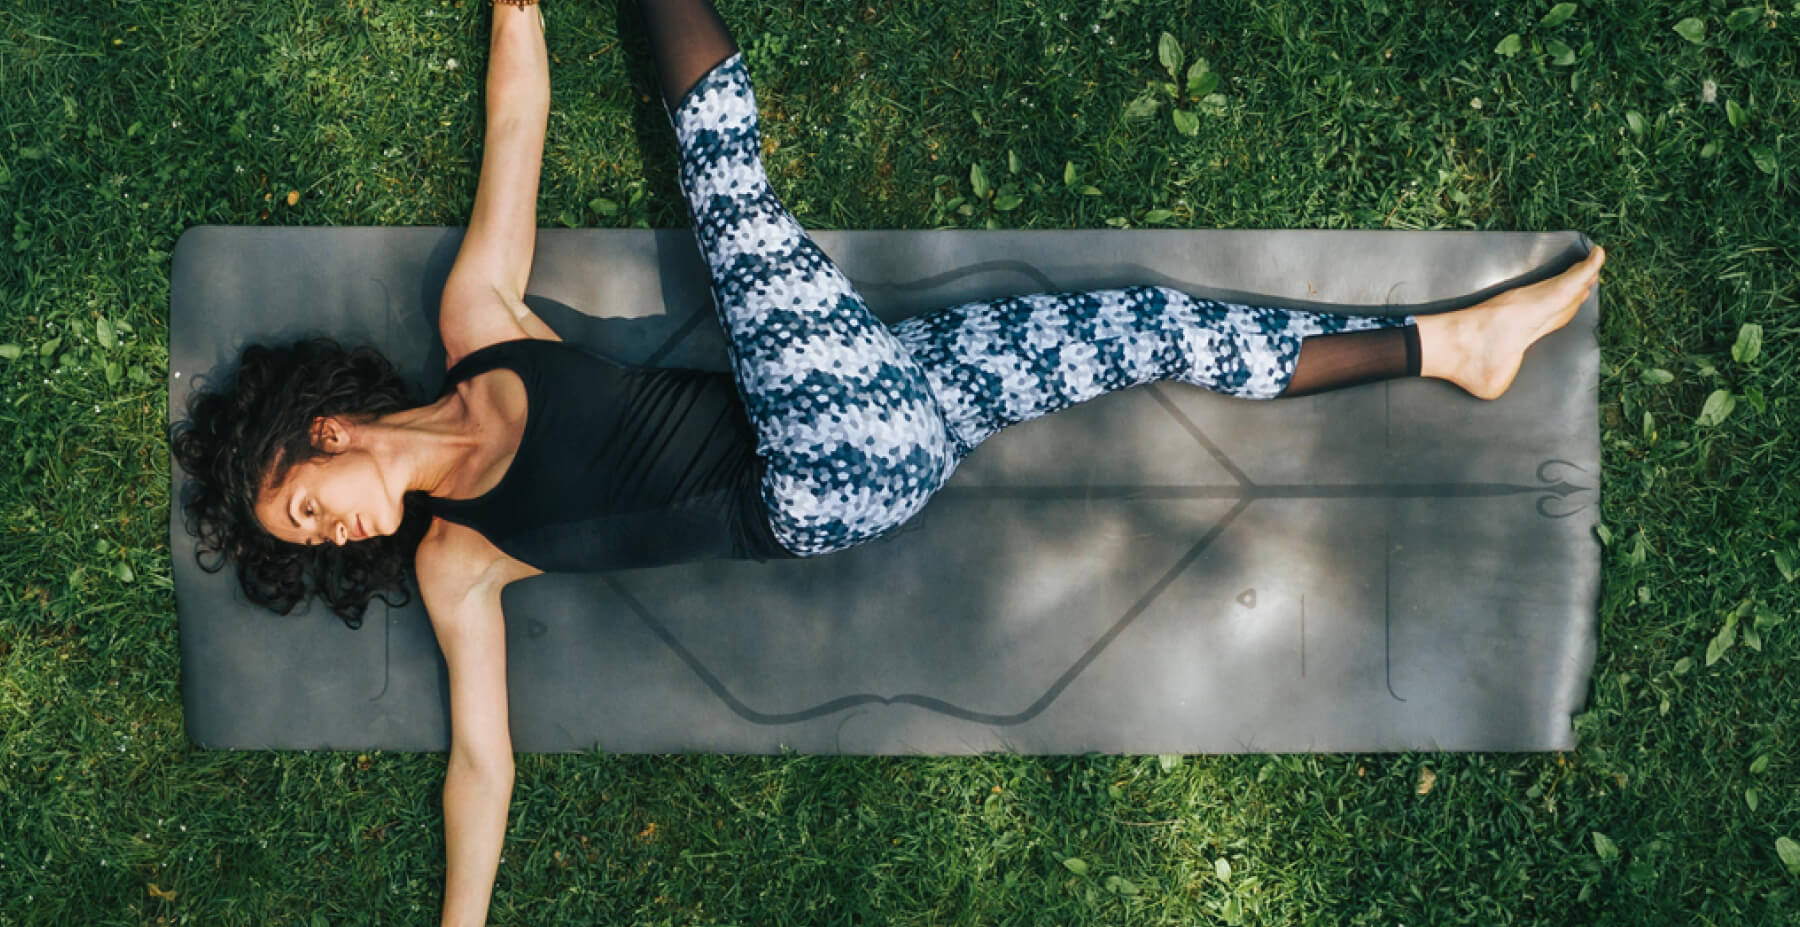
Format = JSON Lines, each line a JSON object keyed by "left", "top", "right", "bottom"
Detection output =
{"left": 1471, "top": 98, "right": 1483, "bottom": 109}
{"left": 1701, "top": 79, "right": 1718, "bottom": 104}
{"left": 446, "top": 58, "right": 458, "bottom": 71}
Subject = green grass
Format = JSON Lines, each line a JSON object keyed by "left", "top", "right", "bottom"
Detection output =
{"left": 3, "top": 0, "right": 1799, "bottom": 923}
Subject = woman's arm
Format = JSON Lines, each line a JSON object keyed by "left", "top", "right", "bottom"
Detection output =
{"left": 417, "top": 521, "right": 541, "bottom": 927}
{"left": 441, "top": 5, "right": 559, "bottom": 367}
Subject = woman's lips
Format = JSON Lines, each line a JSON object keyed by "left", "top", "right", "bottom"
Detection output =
{"left": 354, "top": 514, "right": 367, "bottom": 540}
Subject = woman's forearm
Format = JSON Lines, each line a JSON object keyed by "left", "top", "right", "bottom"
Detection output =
{"left": 486, "top": 5, "right": 549, "bottom": 124}
{"left": 440, "top": 754, "right": 516, "bottom": 927}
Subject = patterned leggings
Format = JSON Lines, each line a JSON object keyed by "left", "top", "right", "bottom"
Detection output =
{"left": 674, "top": 55, "right": 1414, "bottom": 557}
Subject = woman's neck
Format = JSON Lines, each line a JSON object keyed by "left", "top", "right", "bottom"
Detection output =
{"left": 360, "top": 392, "right": 489, "bottom": 499}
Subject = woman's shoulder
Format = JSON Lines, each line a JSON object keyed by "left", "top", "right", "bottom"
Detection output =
{"left": 440, "top": 285, "right": 559, "bottom": 369}
{"left": 415, "top": 519, "right": 497, "bottom": 589}
{"left": 415, "top": 518, "right": 540, "bottom": 612}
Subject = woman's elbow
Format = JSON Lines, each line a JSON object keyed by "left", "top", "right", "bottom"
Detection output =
{"left": 449, "top": 747, "right": 515, "bottom": 788}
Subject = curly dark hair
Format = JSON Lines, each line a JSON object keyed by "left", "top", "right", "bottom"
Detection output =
{"left": 170, "top": 338, "right": 432, "bottom": 629}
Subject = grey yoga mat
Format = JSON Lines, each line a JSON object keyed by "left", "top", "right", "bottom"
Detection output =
{"left": 169, "top": 227, "right": 1600, "bottom": 754}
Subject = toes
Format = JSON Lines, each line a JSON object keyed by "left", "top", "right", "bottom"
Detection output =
{"left": 1574, "top": 247, "right": 1606, "bottom": 281}
{"left": 1552, "top": 264, "right": 1600, "bottom": 302}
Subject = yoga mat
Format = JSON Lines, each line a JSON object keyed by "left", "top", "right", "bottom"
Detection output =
{"left": 169, "top": 227, "right": 1601, "bottom": 753}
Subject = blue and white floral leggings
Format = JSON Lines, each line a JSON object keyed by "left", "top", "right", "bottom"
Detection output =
{"left": 673, "top": 55, "right": 1413, "bottom": 557}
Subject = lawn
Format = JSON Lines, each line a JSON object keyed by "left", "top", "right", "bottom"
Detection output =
{"left": 1, "top": 0, "right": 1797, "bottom": 924}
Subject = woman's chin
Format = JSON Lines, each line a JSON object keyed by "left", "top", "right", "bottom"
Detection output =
{"left": 352, "top": 512, "right": 384, "bottom": 542}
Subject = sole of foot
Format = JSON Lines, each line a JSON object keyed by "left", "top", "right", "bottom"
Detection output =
{"left": 1422, "top": 246, "right": 1606, "bottom": 399}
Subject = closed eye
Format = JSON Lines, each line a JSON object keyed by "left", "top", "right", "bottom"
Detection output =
{"left": 288, "top": 497, "right": 321, "bottom": 545}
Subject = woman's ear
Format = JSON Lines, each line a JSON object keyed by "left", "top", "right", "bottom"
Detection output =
{"left": 310, "top": 416, "right": 350, "bottom": 452}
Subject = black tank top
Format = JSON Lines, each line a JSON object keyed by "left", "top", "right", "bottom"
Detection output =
{"left": 426, "top": 339, "right": 793, "bottom": 571}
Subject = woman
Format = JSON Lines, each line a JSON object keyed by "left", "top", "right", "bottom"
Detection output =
{"left": 173, "top": 1, "right": 1603, "bottom": 921}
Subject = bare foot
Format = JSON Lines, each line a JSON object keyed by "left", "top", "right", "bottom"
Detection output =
{"left": 1415, "top": 246, "right": 1605, "bottom": 399}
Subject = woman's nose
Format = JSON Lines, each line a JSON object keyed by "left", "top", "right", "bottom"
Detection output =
{"left": 333, "top": 520, "right": 348, "bottom": 546}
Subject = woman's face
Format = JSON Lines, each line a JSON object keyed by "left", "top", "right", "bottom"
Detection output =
{"left": 253, "top": 418, "right": 401, "bottom": 547}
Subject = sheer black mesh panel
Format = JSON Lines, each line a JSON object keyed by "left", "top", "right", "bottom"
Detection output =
{"left": 638, "top": 0, "right": 739, "bottom": 110}
{"left": 1279, "top": 323, "right": 1421, "bottom": 397}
